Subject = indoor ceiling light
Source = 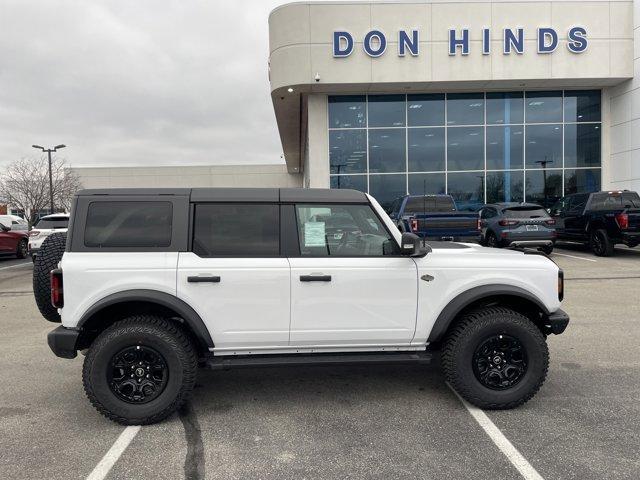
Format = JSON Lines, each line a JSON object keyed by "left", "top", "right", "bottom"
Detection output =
{"left": 287, "top": 87, "right": 294, "bottom": 93}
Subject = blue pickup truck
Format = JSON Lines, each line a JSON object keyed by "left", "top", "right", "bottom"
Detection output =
{"left": 387, "top": 194, "right": 481, "bottom": 242}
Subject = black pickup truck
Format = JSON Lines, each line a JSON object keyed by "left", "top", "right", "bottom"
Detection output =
{"left": 549, "top": 190, "right": 640, "bottom": 256}
{"left": 387, "top": 194, "right": 480, "bottom": 242}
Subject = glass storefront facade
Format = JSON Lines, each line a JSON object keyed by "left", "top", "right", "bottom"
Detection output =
{"left": 328, "top": 91, "right": 601, "bottom": 211}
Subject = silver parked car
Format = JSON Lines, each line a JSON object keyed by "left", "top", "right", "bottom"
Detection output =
{"left": 479, "top": 203, "right": 556, "bottom": 254}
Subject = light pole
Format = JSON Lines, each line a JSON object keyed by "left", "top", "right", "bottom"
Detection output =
{"left": 32, "top": 144, "right": 66, "bottom": 215}
{"left": 534, "top": 157, "right": 554, "bottom": 205}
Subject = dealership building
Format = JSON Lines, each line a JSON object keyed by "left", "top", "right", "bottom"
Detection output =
{"left": 75, "top": 0, "right": 640, "bottom": 210}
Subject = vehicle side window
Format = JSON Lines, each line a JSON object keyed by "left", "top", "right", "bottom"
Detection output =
{"left": 84, "top": 202, "right": 172, "bottom": 248}
{"left": 550, "top": 198, "right": 567, "bottom": 216}
{"left": 482, "top": 208, "right": 496, "bottom": 219}
{"left": 295, "top": 204, "right": 400, "bottom": 257}
{"left": 568, "top": 194, "right": 588, "bottom": 213}
{"left": 193, "top": 204, "right": 279, "bottom": 257}
{"left": 388, "top": 198, "right": 401, "bottom": 217}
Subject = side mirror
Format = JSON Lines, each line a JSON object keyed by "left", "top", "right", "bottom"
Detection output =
{"left": 400, "top": 232, "right": 431, "bottom": 257}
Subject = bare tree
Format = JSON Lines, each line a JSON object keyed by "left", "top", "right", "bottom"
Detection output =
{"left": 0, "top": 156, "right": 82, "bottom": 225}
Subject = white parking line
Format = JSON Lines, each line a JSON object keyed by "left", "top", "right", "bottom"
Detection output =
{"left": 0, "top": 261, "right": 31, "bottom": 271}
{"left": 552, "top": 252, "right": 597, "bottom": 262}
{"left": 86, "top": 425, "right": 141, "bottom": 480}
{"left": 448, "top": 384, "right": 544, "bottom": 480}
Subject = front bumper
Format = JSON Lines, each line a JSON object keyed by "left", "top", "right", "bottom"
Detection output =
{"left": 47, "top": 326, "right": 80, "bottom": 359}
{"left": 543, "top": 309, "right": 570, "bottom": 335}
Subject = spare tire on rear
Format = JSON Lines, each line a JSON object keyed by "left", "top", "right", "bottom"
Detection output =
{"left": 33, "top": 232, "right": 67, "bottom": 323}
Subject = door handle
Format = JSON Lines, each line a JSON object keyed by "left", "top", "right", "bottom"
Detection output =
{"left": 300, "top": 275, "right": 332, "bottom": 282}
{"left": 187, "top": 276, "right": 221, "bottom": 283}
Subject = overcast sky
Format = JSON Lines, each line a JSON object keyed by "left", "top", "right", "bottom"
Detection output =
{"left": 0, "top": 0, "right": 313, "bottom": 168}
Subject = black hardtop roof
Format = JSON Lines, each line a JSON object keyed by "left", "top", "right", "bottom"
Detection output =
{"left": 76, "top": 188, "right": 368, "bottom": 204}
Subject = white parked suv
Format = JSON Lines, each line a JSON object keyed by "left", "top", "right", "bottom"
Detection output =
{"left": 36, "top": 188, "right": 569, "bottom": 425}
{"left": 28, "top": 213, "right": 69, "bottom": 261}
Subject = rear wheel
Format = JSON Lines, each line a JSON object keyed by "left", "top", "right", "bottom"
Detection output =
{"left": 486, "top": 232, "right": 500, "bottom": 248}
{"left": 441, "top": 306, "right": 549, "bottom": 409}
{"left": 590, "top": 229, "right": 614, "bottom": 257}
{"left": 83, "top": 315, "right": 197, "bottom": 425}
{"left": 16, "top": 239, "right": 27, "bottom": 259}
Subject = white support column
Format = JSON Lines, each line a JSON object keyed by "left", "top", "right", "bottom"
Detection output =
{"left": 601, "top": 87, "right": 611, "bottom": 191}
{"left": 306, "top": 94, "right": 330, "bottom": 188}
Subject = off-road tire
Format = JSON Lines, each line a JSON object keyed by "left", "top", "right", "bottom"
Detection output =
{"left": 590, "top": 228, "right": 614, "bottom": 257}
{"left": 441, "top": 306, "right": 549, "bottom": 410}
{"left": 83, "top": 315, "right": 197, "bottom": 425}
{"left": 15, "top": 238, "right": 27, "bottom": 259}
{"left": 33, "top": 232, "right": 67, "bottom": 323}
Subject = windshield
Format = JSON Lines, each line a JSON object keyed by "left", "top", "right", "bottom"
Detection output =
{"left": 35, "top": 218, "right": 69, "bottom": 229}
{"left": 503, "top": 207, "right": 550, "bottom": 219}
{"left": 404, "top": 196, "right": 455, "bottom": 214}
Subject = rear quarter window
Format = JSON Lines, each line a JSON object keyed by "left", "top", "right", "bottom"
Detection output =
{"left": 84, "top": 202, "right": 172, "bottom": 248}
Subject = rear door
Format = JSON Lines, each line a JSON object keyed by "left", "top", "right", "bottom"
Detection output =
{"left": 176, "top": 203, "right": 290, "bottom": 351}
{"left": 564, "top": 193, "right": 589, "bottom": 238}
{"left": 479, "top": 207, "right": 497, "bottom": 239}
{"left": 288, "top": 202, "right": 417, "bottom": 346}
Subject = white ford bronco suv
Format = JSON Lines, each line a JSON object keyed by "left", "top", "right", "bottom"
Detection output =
{"left": 35, "top": 188, "right": 569, "bottom": 425}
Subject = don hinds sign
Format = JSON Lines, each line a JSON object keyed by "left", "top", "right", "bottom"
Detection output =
{"left": 333, "top": 27, "right": 588, "bottom": 58}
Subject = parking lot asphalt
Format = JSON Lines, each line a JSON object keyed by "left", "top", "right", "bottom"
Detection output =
{"left": 0, "top": 245, "right": 639, "bottom": 480}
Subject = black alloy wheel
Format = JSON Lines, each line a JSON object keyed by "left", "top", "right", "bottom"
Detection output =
{"left": 108, "top": 345, "right": 169, "bottom": 404}
{"left": 590, "top": 229, "right": 613, "bottom": 257}
{"left": 472, "top": 334, "right": 528, "bottom": 390}
{"left": 441, "top": 306, "right": 549, "bottom": 410}
{"left": 83, "top": 315, "right": 197, "bottom": 425}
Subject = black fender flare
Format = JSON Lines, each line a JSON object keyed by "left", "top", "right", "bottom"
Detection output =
{"left": 77, "top": 289, "right": 214, "bottom": 349}
{"left": 427, "top": 284, "right": 550, "bottom": 343}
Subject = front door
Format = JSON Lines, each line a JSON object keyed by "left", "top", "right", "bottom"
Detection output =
{"left": 289, "top": 203, "right": 418, "bottom": 346}
{"left": 177, "top": 203, "right": 290, "bottom": 351}
{"left": 550, "top": 197, "right": 569, "bottom": 236}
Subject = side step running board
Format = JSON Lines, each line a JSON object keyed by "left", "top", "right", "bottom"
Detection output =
{"left": 205, "top": 352, "right": 433, "bottom": 370}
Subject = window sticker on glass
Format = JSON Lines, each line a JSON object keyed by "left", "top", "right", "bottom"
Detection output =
{"left": 304, "top": 221, "right": 326, "bottom": 247}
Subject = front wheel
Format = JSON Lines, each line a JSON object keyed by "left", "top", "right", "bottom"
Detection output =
{"left": 83, "top": 316, "right": 197, "bottom": 425}
{"left": 441, "top": 306, "right": 549, "bottom": 409}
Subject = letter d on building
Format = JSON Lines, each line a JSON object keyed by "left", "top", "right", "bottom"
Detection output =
{"left": 333, "top": 31, "right": 354, "bottom": 57}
